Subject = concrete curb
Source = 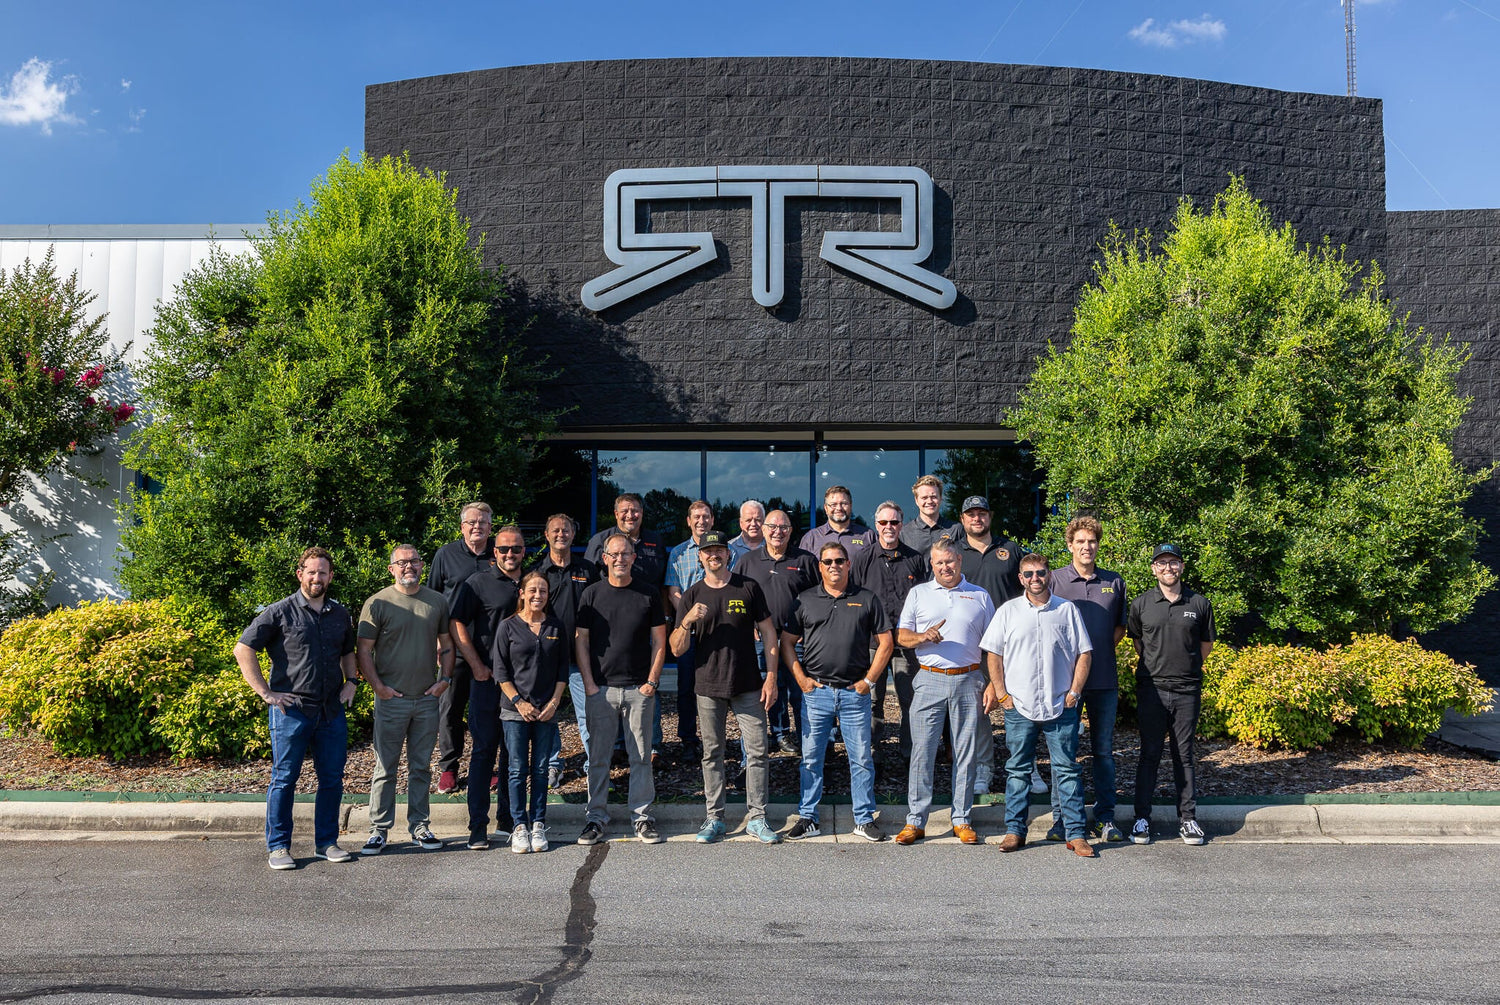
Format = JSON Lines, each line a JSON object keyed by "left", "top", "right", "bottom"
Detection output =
{"left": 2, "top": 798, "right": 1497, "bottom": 844}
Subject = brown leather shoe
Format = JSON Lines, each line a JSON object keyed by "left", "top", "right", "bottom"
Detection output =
{"left": 953, "top": 823, "right": 980, "bottom": 845}
{"left": 1068, "top": 837, "right": 1097, "bottom": 858}
{"left": 894, "top": 824, "right": 924, "bottom": 845}
{"left": 999, "top": 832, "right": 1025, "bottom": 852}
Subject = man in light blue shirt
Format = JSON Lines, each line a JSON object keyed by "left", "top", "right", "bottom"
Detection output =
{"left": 980, "top": 552, "right": 1095, "bottom": 857}
{"left": 893, "top": 538, "right": 995, "bottom": 846}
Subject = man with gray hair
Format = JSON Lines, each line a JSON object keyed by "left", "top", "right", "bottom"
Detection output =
{"left": 728, "top": 499, "right": 766, "bottom": 564}
{"left": 357, "top": 544, "right": 454, "bottom": 854}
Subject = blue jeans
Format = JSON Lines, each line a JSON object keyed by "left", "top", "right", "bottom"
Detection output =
{"left": 266, "top": 704, "right": 347, "bottom": 852}
{"left": 1049, "top": 688, "right": 1118, "bottom": 825}
{"left": 798, "top": 684, "right": 876, "bottom": 826}
{"left": 549, "top": 668, "right": 591, "bottom": 776}
{"left": 1003, "top": 705, "right": 1084, "bottom": 840}
{"left": 503, "top": 718, "right": 559, "bottom": 827}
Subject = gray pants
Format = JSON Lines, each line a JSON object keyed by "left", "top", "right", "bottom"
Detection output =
{"left": 697, "top": 691, "right": 770, "bottom": 822}
{"left": 584, "top": 686, "right": 656, "bottom": 825}
{"left": 369, "top": 694, "right": 440, "bottom": 835}
{"left": 906, "top": 669, "right": 984, "bottom": 828}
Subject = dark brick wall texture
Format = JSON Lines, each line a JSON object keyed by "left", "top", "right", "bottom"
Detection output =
{"left": 367, "top": 58, "right": 1497, "bottom": 678}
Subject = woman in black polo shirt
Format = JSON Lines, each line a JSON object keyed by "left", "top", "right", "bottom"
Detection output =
{"left": 493, "top": 571, "right": 569, "bottom": 853}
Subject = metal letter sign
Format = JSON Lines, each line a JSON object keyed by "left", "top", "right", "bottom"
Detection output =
{"left": 580, "top": 166, "right": 957, "bottom": 311}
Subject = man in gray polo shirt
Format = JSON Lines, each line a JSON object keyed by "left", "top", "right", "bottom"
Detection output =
{"left": 981, "top": 552, "right": 1095, "bottom": 857}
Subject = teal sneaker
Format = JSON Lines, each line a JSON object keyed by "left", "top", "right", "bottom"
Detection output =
{"left": 695, "top": 818, "right": 726, "bottom": 843}
{"left": 745, "top": 818, "right": 782, "bottom": 844}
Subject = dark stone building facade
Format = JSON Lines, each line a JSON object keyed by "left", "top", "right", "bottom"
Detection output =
{"left": 366, "top": 58, "right": 1497, "bottom": 677}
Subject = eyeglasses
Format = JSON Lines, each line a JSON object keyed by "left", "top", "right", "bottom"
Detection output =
{"left": 875, "top": 519, "right": 901, "bottom": 526}
{"left": 765, "top": 524, "right": 791, "bottom": 532}
{"left": 604, "top": 551, "right": 633, "bottom": 560}
{"left": 1019, "top": 570, "right": 1048, "bottom": 579}
{"left": 495, "top": 545, "right": 525, "bottom": 553}
{"left": 391, "top": 559, "right": 422, "bottom": 568}
{"left": 821, "top": 558, "right": 848, "bottom": 567}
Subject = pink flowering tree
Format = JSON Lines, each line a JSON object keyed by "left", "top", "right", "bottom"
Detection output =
{"left": 0, "top": 251, "right": 137, "bottom": 623}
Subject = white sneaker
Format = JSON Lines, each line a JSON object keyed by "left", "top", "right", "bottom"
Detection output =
{"left": 510, "top": 824, "right": 532, "bottom": 853}
{"left": 531, "top": 821, "right": 549, "bottom": 853}
{"left": 1030, "top": 765, "right": 1048, "bottom": 795}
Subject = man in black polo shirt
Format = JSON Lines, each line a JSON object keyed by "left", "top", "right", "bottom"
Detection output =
{"left": 799, "top": 484, "right": 875, "bottom": 557}
{"left": 449, "top": 525, "right": 526, "bottom": 849}
{"left": 575, "top": 533, "right": 668, "bottom": 845}
{"left": 583, "top": 493, "right": 667, "bottom": 591}
{"left": 850, "top": 500, "right": 928, "bottom": 755}
{"left": 733, "top": 508, "right": 820, "bottom": 754}
{"left": 781, "top": 542, "right": 894, "bottom": 842}
{"left": 949, "top": 494, "right": 1025, "bottom": 795}
{"left": 235, "top": 546, "right": 359, "bottom": 871}
{"left": 534, "top": 512, "right": 598, "bottom": 788}
{"left": 1128, "top": 543, "right": 1215, "bottom": 847}
{"left": 673, "top": 530, "right": 782, "bottom": 844}
{"left": 426, "top": 501, "right": 496, "bottom": 794}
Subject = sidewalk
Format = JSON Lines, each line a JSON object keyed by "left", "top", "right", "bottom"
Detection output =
{"left": 1439, "top": 708, "right": 1500, "bottom": 758}
{"left": 1, "top": 793, "right": 1497, "bottom": 844}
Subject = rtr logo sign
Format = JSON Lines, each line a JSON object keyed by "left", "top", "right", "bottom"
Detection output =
{"left": 580, "top": 166, "right": 957, "bottom": 311}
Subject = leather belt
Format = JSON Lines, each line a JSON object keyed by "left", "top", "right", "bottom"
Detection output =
{"left": 920, "top": 663, "right": 979, "bottom": 676}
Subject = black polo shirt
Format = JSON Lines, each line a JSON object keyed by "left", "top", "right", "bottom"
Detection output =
{"left": 732, "top": 545, "right": 820, "bottom": 628}
{"left": 1051, "top": 564, "right": 1127, "bottom": 691}
{"left": 899, "top": 516, "right": 957, "bottom": 556}
{"left": 492, "top": 614, "right": 569, "bottom": 713}
{"left": 1127, "top": 585, "right": 1216, "bottom": 692}
{"left": 426, "top": 537, "right": 495, "bottom": 601}
{"left": 239, "top": 591, "right": 356, "bottom": 716}
{"left": 849, "top": 543, "right": 928, "bottom": 639}
{"left": 576, "top": 578, "right": 666, "bottom": 686}
{"left": 953, "top": 534, "right": 1025, "bottom": 607}
{"left": 584, "top": 528, "right": 667, "bottom": 589}
{"left": 533, "top": 552, "right": 598, "bottom": 648}
{"left": 679, "top": 574, "right": 771, "bottom": 699}
{"left": 798, "top": 522, "right": 875, "bottom": 558}
{"left": 783, "top": 583, "right": 891, "bottom": 688}
{"left": 449, "top": 568, "right": 524, "bottom": 671}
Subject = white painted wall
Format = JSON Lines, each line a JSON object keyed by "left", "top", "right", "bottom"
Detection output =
{"left": 0, "top": 228, "right": 259, "bottom": 606}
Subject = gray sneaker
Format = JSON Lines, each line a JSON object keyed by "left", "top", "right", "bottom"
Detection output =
{"left": 852, "top": 820, "right": 886, "bottom": 843}
{"left": 315, "top": 843, "right": 353, "bottom": 863}
{"left": 267, "top": 848, "right": 295, "bottom": 871}
{"left": 1093, "top": 820, "right": 1125, "bottom": 843}
{"left": 634, "top": 819, "right": 663, "bottom": 844}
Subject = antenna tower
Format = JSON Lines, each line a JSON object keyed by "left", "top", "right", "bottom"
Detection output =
{"left": 1344, "top": 0, "right": 1357, "bottom": 96}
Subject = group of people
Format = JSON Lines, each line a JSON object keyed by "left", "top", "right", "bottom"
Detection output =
{"left": 235, "top": 477, "right": 1215, "bottom": 869}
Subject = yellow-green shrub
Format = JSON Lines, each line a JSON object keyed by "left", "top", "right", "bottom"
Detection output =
{"left": 1195, "top": 643, "right": 1237, "bottom": 740}
{"left": 151, "top": 666, "right": 270, "bottom": 759}
{"left": 1212, "top": 644, "right": 1357, "bottom": 750}
{"left": 0, "top": 599, "right": 235, "bottom": 758}
{"left": 1335, "top": 634, "right": 1494, "bottom": 747}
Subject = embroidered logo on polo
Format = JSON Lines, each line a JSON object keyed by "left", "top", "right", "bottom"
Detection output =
{"left": 1182, "top": 611, "right": 1199, "bottom": 620}
{"left": 581, "top": 165, "right": 958, "bottom": 311}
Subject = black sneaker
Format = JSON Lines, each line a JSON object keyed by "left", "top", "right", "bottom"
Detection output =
{"left": 360, "top": 831, "right": 387, "bottom": 856}
{"left": 577, "top": 821, "right": 605, "bottom": 846}
{"left": 1179, "top": 819, "right": 1206, "bottom": 845}
{"left": 776, "top": 734, "right": 800, "bottom": 755}
{"left": 412, "top": 827, "right": 444, "bottom": 851}
{"left": 634, "top": 819, "right": 663, "bottom": 844}
{"left": 785, "top": 817, "right": 821, "bottom": 840}
{"left": 466, "top": 831, "right": 490, "bottom": 850}
{"left": 853, "top": 820, "right": 886, "bottom": 842}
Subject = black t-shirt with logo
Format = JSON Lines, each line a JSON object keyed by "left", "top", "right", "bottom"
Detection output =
{"left": 783, "top": 583, "right": 892, "bottom": 688}
{"left": 1127, "top": 585, "right": 1216, "bottom": 692}
{"left": 679, "top": 574, "right": 772, "bottom": 699}
{"left": 576, "top": 579, "right": 666, "bottom": 686}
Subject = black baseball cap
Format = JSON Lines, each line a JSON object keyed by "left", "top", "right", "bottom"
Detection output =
{"left": 961, "top": 495, "right": 990, "bottom": 513}
{"left": 700, "top": 530, "right": 731, "bottom": 551}
{"left": 1151, "top": 543, "right": 1184, "bottom": 563}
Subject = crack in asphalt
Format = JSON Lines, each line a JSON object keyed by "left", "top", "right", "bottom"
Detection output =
{"left": 0, "top": 842, "right": 610, "bottom": 1004}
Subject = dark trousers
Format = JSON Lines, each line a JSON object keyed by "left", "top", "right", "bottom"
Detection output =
{"left": 436, "top": 658, "right": 473, "bottom": 774}
{"left": 466, "top": 678, "right": 512, "bottom": 837}
{"left": 1134, "top": 683, "right": 1200, "bottom": 822}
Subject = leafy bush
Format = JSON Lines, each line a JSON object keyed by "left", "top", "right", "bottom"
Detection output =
{"left": 0, "top": 599, "right": 234, "bottom": 758}
{"left": 1213, "top": 644, "right": 1355, "bottom": 750}
{"left": 151, "top": 666, "right": 270, "bottom": 760}
{"left": 1335, "top": 634, "right": 1494, "bottom": 747}
{"left": 1196, "top": 644, "right": 1237, "bottom": 740}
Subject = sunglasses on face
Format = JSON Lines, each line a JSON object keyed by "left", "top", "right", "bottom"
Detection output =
{"left": 1019, "top": 570, "right": 1047, "bottom": 579}
{"left": 821, "top": 558, "right": 848, "bottom": 567}
{"left": 875, "top": 519, "right": 901, "bottom": 526}
{"left": 496, "top": 545, "right": 525, "bottom": 553}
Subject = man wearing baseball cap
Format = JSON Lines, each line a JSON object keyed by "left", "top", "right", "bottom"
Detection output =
{"left": 1128, "top": 543, "right": 1216, "bottom": 846}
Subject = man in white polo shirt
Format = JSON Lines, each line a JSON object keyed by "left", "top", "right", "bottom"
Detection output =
{"left": 981, "top": 552, "right": 1096, "bottom": 858}
{"left": 892, "top": 538, "right": 995, "bottom": 845}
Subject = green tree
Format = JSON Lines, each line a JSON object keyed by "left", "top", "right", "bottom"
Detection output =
{"left": 0, "top": 252, "right": 137, "bottom": 625}
{"left": 120, "top": 153, "right": 552, "bottom": 625}
{"left": 1010, "top": 178, "right": 1494, "bottom": 643}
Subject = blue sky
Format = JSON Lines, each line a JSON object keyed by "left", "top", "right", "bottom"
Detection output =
{"left": 1, "top": 0, "right": 1495, "bottom": 223}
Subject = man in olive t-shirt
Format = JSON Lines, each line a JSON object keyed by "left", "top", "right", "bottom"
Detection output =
{"left": 356, "top": 544, "right": 454, "bottom": 854}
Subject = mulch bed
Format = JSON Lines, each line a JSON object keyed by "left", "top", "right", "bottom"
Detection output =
{"left": 3, "top": 694, "right": 1497, "bottom": 799}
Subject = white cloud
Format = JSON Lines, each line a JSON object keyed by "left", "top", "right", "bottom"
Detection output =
{"left": 0, "top": 58, "right": 81, "bottom": 134}
{"left": 1128, "top": 13, "right": 1227, "bottom": 48}
{"left": 120, "top": 78, "right": 131, "bottom": 92}
{"left": 126, "top": 107, "right": 146, "bottom": 133}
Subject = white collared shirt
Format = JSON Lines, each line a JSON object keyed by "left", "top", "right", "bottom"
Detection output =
{"left": 979, "top": 593, "right": 1093, "bottom": 721}
{"left": 898, "top": 576, "right": 996, "bottom": 669}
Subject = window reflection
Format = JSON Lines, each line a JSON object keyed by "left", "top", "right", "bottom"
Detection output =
{"left": 928, "top": 445, "right": 1042, "bottom": 539}
{"left": 596, "top": 450, "right": 701, "bottom": 539}
{"left": 706, "top": 447, "right": 812, "bottom": 536}
{"left": 814, "top": 448, "right": 919, "bottom": 528}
